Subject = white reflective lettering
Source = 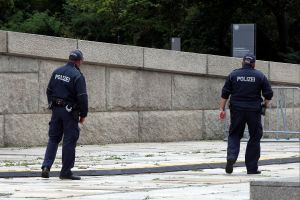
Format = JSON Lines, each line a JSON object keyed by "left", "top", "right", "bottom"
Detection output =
{"left": 55, "top": 74, "right": 70, "bottom": 83}
{"left": 236, "top": 76, "right": 255, "bottom": 82}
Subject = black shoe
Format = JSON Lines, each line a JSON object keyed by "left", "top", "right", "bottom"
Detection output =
{"left": 41, "top": 167, "right": 50, "bottom": 178}
{"left": 247, "top": 170, "right": 261, "bottom": 175}
{"left": 59, "top": 175, "right": 81, "bottom": 180}
{"left": 225, "top": 160, "right": 235, "bottom": 174}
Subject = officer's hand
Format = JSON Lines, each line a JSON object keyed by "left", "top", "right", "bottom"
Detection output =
{"left": 264, "top": 100, "right": 270, "bottom": 108}
{"left": 219, "top": 110, "right": 226, "bottom": 120}
{"left": 79, "top": 117, "right": 85, "bottom": 124}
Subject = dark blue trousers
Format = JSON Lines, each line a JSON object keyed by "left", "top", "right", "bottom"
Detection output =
{"left": 42, "top": 107, "right": 80, "bottom": 177}
{"left": 227, "top": 109, "right": 263, "bottom": 172}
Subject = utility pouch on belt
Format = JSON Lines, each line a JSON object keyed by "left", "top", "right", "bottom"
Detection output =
{"left": 52, "top": 98, "right": 66, "bottom": 107}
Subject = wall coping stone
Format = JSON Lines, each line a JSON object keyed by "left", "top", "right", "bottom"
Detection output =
{"left": 0, "top": 30, "right": 299, "bottom": 85}
{"left": 7, "top": 31, "right": 77, "bottom": 60}
{"left": 78, "top": 40, "right": 144, "bottom": 68}
{"left": 144, "top": 47, "right": 207, "bottom": 74}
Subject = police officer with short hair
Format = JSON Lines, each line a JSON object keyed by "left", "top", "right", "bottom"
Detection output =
{"left": 219, "top": 53, "right": 273, "bottom": 174}
{"left": 41, "top": 49, "right": 88, "bottom": 180}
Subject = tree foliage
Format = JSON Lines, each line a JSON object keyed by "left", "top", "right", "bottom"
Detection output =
{"left": 0, "top": 0, "right": 299, "bottom": 63}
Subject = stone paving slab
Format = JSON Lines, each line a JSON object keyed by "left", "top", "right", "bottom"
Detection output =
{"left": 0, "top": 141, "right": 299, "bottom": 173}
{"left": 0, "top": 141, "right": 299, "bottom": 199}
{"left": 0, "top": 163, "right": 298, "bottom": 200}
{"left": 0, "top": 157, "right": 298, "bottom": 178}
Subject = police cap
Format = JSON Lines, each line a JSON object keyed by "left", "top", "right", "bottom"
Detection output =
{"left": 69, "top": 49, "right": 83, "bottom": 61}
{"left": 243, "top": 53, "right": 256, "bottom": 64}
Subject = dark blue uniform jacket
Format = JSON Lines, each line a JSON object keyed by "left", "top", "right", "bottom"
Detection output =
{"left": 47, "top": 62, "right": 88, "bottom": 117}
{"left": 221, "top": 64, "right": 273, "bottom": 111}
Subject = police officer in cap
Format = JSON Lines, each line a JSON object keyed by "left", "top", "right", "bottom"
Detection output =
{"left": 41, "top": 49, "right": 88, "bottom": 180}
{"left": 219, "top": 53, "right": 273, "bottom": 174}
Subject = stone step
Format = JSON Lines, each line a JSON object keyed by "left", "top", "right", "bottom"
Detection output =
{"left": 250, "top": 177, "right": 300, "bottom": 200}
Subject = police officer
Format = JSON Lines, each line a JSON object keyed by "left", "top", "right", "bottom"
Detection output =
{"left": 219, "top": 54, "right": 273, "bottom": 174}
{"left": 41, "top": 49, "right": 88, "bottom": 180}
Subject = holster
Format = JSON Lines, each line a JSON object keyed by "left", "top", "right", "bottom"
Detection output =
{"left": 71, "top": 104, "right": 80, "bottom": 122}
{"left": 261, "top": 104, "right": 266, "bottom": 116}
{"left": 72, "top": 110, "right": 80, "bottom": 122}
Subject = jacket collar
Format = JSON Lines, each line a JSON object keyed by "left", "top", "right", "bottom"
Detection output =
{"left": 242, "top": 64, "right": 254, "bottom": 69}
{"left": 67, "top": 62, "right": 81, "bottom": 72}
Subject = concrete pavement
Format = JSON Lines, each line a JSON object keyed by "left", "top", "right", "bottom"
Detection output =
{"left": 0, "top": 141, "right": 299, "bottom": 199}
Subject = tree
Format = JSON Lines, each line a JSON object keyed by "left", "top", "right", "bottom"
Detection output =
{"left": 0, "top": 0, "right": 15, "bottom": 21}
{"left": 0, "top": 0, "right": 299, "bottom": 63}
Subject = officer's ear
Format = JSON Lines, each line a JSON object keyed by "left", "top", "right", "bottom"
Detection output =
{"left": 251, "top": 63, "right": 256, "bottom": 68}
{"left": 75, "top": 59, "right": 82, "bottom": 66}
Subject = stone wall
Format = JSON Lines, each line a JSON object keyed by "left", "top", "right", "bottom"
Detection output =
{"left": 0, "top": 30, "right": 299, "bottom": 147}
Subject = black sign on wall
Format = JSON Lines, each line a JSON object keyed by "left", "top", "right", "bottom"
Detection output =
{"left": 232, "top": 24, "right": 256, "bottom": 58}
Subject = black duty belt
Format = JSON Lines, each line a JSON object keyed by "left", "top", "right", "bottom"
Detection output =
{"left": 53, "top": 98, "right": 66, "bottom": 107}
